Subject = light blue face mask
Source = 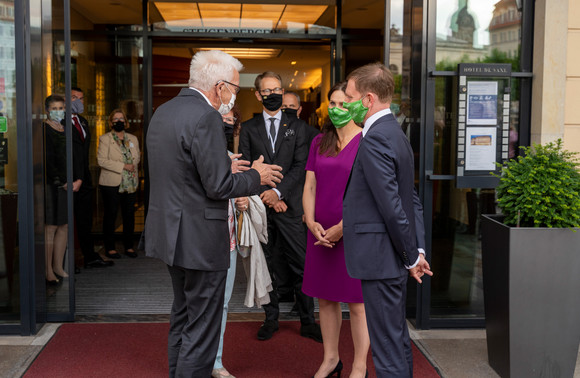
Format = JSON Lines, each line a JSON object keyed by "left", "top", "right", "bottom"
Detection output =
{"left": 49, "top": 110, "right": 65, "bottom": 122}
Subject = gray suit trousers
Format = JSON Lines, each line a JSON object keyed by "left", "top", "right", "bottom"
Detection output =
{"left": 167, "top": 265, "right": 227, "bottom": 378}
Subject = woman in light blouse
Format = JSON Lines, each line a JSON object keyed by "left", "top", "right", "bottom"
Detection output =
{"left": 97, "top": 109, "right": 140, "bottom": 259}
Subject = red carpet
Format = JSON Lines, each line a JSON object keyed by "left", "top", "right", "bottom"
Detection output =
{"left": 25, "top": 322, "right": 440, "bottom": 377}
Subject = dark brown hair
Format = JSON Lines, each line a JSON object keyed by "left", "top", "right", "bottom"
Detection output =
{"left": 232, "top": 104, "right": 242, "bottom": 137}
{"left": 254, "top": 71, "right": 282, "bottom": 91}
{"left": 318, "top": 81, "right": 347, "bottom": 157}
{"left": 346, "top": 62, "right": 394, "bottom": 103}
{"left": 45, "top": 94, "right": 65, "bottom": 111}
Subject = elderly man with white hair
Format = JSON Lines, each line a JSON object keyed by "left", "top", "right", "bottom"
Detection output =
{"left": 142, "top": 50, "right": 283, "bottom": 378}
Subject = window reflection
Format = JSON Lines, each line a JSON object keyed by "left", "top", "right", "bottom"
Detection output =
{"left": 436, "top": 0, "right": 522, "bottom": 70}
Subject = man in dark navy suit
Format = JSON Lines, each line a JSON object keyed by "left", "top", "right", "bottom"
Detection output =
{"left": 239, "top": 72, "right": 321, "bottom": 343}
{"left": 69, "top": 87, "right": 113, "bottom": 269}
{"left": 342, "top": 63, "right": 433, "bottom": 377}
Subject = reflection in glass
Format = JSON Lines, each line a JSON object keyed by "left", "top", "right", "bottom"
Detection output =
{"left": 0, "top": 0, "right": 19, "bottom": 324}
{"left": 149, "top": 2, "right": 335, "bottom": 34}
{"left": 436, "top": 0, "right": 522, "bottom": 70}
{"left": 429, "top": 75, "right": 522, "bottom": 318}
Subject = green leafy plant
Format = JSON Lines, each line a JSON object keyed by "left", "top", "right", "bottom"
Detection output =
{"left": 494, "top": 139, "right": 580, "bottom": 228}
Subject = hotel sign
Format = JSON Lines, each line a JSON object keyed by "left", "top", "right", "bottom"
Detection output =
{"left": 456, "top": 63, "right": 512, "bottom": 188}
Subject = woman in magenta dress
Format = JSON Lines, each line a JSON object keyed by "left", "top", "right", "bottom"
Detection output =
{"left": 303, "top": 82, "right": 370, "bottom": 378}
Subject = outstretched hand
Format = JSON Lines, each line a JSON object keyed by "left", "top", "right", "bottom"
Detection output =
{"left": 409, "top": 254, "right": 433, "bottom": 284}
{"left": 230, "top": 154, "right": 251, "bottom": 173}
{"left": 252, "top": 155, "right": 283, "bottom": 187}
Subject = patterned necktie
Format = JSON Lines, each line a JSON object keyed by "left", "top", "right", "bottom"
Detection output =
{"left": 269, "top": 117, "right": 277, "bottom": 152}
{"left": 73, "top": 116, "right": 85, "bottom": 142}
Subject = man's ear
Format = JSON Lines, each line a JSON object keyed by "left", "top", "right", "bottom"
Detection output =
{"left": 298, "top": 106, "right": 302, "bottom": 117}
{"left": 254, "top": 90, "right": 262, "bottom": 102}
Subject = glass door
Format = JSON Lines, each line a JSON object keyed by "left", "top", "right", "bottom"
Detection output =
{"left": 423, "top": 0, "right": 531, "bottom": 327}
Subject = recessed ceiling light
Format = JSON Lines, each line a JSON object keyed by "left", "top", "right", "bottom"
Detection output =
{"left": 294, "top": 70, "right": 298, "bottom": 76}
{"left": 291, "top": 61, "right": 297, "bottom": 65}
{"left": 289, "top": 83, "right": 293, "bottom": 87}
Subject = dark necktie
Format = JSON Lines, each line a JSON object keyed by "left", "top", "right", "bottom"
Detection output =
{"left": 73, "top": 117, "right": 85, "bottom": 142}
{"left": 269, "top": 117, "right": 277, "bottom": 151}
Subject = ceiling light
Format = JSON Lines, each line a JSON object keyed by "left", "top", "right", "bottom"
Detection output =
{"left": 197, "top": 47, "right": 280, "bottom": 59}
{"left": 289, "top": 83, "right": 293, "bottom": 88}
{"left": 294, "top": 70, "right": 298, "bottom": 76}
{"left": 291, "top": 61, "right": 297, "bottom": 65}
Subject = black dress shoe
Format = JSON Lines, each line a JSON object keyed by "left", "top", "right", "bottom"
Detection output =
{"left": 105, "top": 251, "right": 121, "bottom": 259}
{"left": 257, "top": 320, "right": 279, "bottom": 340}
{"left": 300, "top": 323, "right": 323, "bottom": 343}
{"left": 84, "top": 259, "right": 114, "bottom": 268}
{"left": 125, "top": 249, "right": 138, "bottom": 258}
{"left": 46, "top": 279, "right": 60, "bottom": 286}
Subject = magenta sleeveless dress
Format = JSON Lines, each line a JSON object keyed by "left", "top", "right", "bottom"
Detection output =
{"left": 302, "top": 133, "right": 363, "bottom": 303}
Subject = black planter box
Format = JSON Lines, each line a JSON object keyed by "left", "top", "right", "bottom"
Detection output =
{"left": 481, "top": 214, "right": 580, "bottom": 378}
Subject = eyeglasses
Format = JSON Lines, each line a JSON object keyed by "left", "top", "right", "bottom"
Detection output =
{"left": 223, "top": 116, "right": 237, "bottom": 124}
{"left": 216, "top": 80, "right": 241, "bottom": 95}
{"left": 260, "top": 87, "right": 283, "bottom": 96}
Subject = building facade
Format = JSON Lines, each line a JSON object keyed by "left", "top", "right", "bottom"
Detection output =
{"left": 0, "top": 0, "right": 578, "bottom": 335}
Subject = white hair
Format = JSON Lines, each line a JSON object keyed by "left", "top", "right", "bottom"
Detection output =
{"left": 188, "top": 50, "right": 243, "bottom": 91}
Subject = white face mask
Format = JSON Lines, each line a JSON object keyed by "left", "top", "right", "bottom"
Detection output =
{"left": 49, "top": 110, "right": 65, "bottom": 122}
{"left": 218, "top": 85, "right": 236, "bottom": 115}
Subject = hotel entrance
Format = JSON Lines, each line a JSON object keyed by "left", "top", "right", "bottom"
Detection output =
{"left": 3, "top": 0, "right": 535, "bottom": 335}
{"left": 33, "top": 0, "right": 397, "bottom": 325}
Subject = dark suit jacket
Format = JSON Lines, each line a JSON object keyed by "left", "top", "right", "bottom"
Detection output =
{"left": 343, "top": 112, "right": 421, "bottom": 280}
{"left": 67, "top": 114, "right": 92, "bottom": 189}
{"left": 143, "top": 88, "right": 261, "bottom": 271}
{"left": 239, "top": 112, "right": 308, "bottom": 217}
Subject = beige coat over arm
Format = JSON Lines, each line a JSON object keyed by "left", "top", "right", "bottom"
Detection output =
{"left": 97, "top": 131, "right": 140, "bottom": 187}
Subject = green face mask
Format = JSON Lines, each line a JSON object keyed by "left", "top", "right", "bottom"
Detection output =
{"left": 343, "top": 96, "right": 369, "bottom": 124}
{"left": 328, "top": 106, "right": 352, "bottom": 128}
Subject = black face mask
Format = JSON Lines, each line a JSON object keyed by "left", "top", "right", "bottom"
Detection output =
{"left": 223, "top": 122, "right": 234, "bottom": 140}
{"left": 282, "top": 108, "right": 298, "bottom": 118}
{"left": 261, "top": 93, "right": 283, "bottom": 112}
{"left": 112, "top": 121, "right": 125, "bottom": 132}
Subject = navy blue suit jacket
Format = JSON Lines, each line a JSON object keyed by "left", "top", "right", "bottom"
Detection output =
{"left": 343, "top": 113, "right": 421, "bottom": 280}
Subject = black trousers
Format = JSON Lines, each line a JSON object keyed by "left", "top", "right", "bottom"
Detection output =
{"left": 262, "top": 211, "right": 315, "bottom": 325}
{"left": 167, "top": 265, "right": 227, "bottom": 378}
{"left": 100, "top": 185, "right": 136, "bottom": 251}
{"left": 74, "top": 187, "right": 98, "bottom": 262}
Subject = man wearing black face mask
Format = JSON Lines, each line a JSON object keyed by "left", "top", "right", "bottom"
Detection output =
{"left": 239, "top": 71, "right": 321, "bottom": 343}
{"left": 283, "top": 91, "right": 320, "bottom": 152}
{"left": 68, "top": 87, "right": 114, "bottom": 269}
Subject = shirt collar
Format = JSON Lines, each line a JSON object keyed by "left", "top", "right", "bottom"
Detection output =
{"left": 189, "top": 87, "right": 213, "bottom": 107}
{"left": 263, "top": 110, "right": 282, "bottom": 123}
{"left": 362, "top": 108, "right": 392, "bottom": 137}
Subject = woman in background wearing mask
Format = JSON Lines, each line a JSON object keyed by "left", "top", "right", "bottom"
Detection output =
{"left": 44, "top": 94, "right": 71, "bottom": 285}
{"left": 302, "top": 82, "right": 370, "bottom": 378}
{"left": 212, "top": 105, "right": 249, "bottom": 378}
{"left": 97, "top": 109, "right": 140, "bottom": 259}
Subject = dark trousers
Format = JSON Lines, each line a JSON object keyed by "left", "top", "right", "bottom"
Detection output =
{"left": 74, "top": 187, "right": 98, "bottom": 263}
{"left": 100, "top": 185, "right": 136, "bottom": 251}
{"left": 167, "top": 265, "right": 227, "bottom": 378}
{"left": 262, "top": 211, "right": 315, "bottom": 325}
{"left": 361, "top": 275, "right": 413, "bottom": 378}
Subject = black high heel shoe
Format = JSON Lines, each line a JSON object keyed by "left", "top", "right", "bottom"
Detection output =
{"left": 312, "top": 360, "right": 343, "bottom": 378}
